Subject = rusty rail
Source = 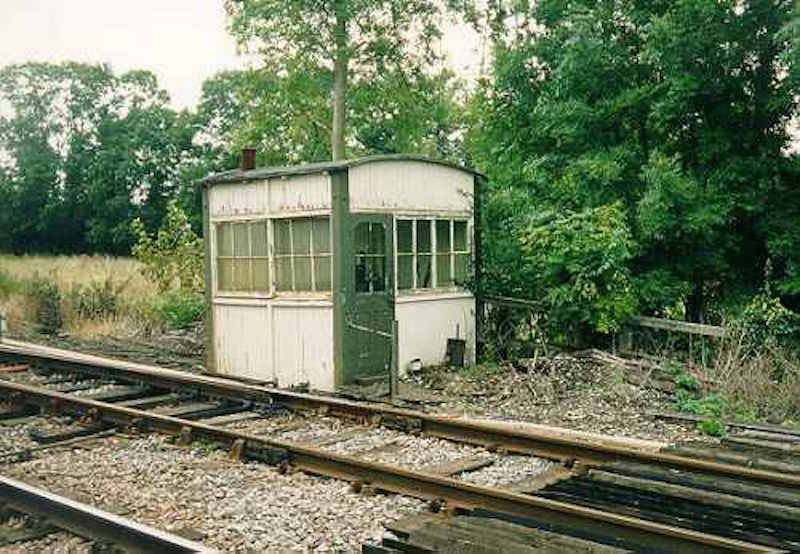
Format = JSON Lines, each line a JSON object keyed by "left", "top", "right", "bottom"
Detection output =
{"left": 0, "top": 378, "right": 777, "bottom": 553}
{"left": 0, "top": 474, "right": 214, "bottom": 553}
{"left": 1, "top": 341, "right": 797, "bottom": 492}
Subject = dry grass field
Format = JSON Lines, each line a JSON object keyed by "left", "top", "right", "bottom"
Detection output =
{"left": 0, "top": 254, "right": 161, "bottom": 338}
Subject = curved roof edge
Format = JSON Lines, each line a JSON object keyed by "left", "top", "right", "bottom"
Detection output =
{"left": 197, "top": 154, "right": 485, "bottom": 187}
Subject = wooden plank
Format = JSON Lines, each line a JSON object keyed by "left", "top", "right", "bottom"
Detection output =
{"left": 649, "top": 411, "right": 800, "bottom": 439}
{"left": 200, "top": 411, "right": 261, "bottom": 426}
{"left": 722, "top": 435, "right": 800, "bottom": 453}
{"left": 304, "top": 427, "right": 368, "bottom": 447}
{"left": 586, "top": 469, "right": 800, "bottom": 523}
{"left": 504, "top": 466, "right": 574, "bottom": 494}
{"left": 629, "top": 316, "right": 725, "bottom": 338}
{"left": 421, "top": 455, "right": 494, "bottom": 476}
{"left": 604, "top": 460, "right": 800, "bottom": 508}
{"left": 0, "top": 364, "right": 29, "bottom": 374}
{"left": 116, "top": 393, "right": 185, "bottom": 409}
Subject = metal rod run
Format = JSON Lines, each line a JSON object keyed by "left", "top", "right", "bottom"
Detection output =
{"left": 1, "top": 341, "right": 797, "bottom": 492}
{"left": 0, "top": 379, "right": 776, "bottom": 554}
{"left": 0, "top": 474, "right": 215, "bottom": 553}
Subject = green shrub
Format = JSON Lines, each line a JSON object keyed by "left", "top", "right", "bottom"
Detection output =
{"left": 515, "top": 202, "right": 638, "bottom": 344}
{"left": 27, "top": 275, "right": 63, "bottom": 334}
{"left": 71, "top": 277, "right": 126, "bottom": 320}
{"left": 132, "top": 201, "right": 204, "bottom": 293}
{"left": 0, "top": 270, "right": 22, "bottom": 299}
{"left": 155, "top": 291, "right": 204, "bottom": 330}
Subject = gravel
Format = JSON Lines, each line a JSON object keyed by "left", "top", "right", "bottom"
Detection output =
{"left": 3, "top": 434, "right": 428, "bottom": 552}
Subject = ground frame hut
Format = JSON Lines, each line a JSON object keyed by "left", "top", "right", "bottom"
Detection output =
{"left": 198, "top": 154, "right": 484, "bottom": 392}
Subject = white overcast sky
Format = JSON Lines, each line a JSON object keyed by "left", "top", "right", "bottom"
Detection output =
{"left": 0, "top": 1, "right": 481, "bottom": 110}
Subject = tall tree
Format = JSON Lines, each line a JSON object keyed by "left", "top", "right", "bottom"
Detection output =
{"left": 225, "top": 0, "right": 454, "bottom": 160}
{"left": 470, "top": 0, "right": 799, "bottom": 324}
{"left": 0, "top": 62, "right": 195, "bottom": 254}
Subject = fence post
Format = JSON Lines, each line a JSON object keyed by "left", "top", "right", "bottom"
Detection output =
{"left": 390, "top": 320, "right": 399, "bottom": 401}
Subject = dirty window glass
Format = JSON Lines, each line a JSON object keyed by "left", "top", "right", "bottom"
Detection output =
{"left": 397, "top": 220, "right": 414, "bottom": 290}
{"left": 436, "top": 220, "right": 452, "bottom": 286}
{"left": 394, "top": 218, "right": 469, "bottom": 292}
{"left": 355, "top": 222, "right": 385, "bottom": 293}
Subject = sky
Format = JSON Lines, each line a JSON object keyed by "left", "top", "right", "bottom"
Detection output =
{"left": 0, "top": 1, "right": 481, "bottom": 110}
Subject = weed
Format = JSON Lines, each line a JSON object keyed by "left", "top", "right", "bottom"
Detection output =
{"left": 0, "top": 270, "right": 22, "bottom": 299}
{"left": 155, "top": 291, "right": 204, "bottom": 330}
{"left": 26, "top": 275, "right": 63, "bottom": 334}
{"left": 696, "top": 418, "right": 727, "bottom": 437}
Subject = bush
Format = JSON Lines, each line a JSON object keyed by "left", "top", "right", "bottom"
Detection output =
{"left": 155, "top": 291, "right": 204, "bottom": 330}
{"left": 70, "top": 277, "right": 127, "bottom": 320}
{"left": 0, "top": 270, "right": 22, "bottom": 299}
{"left": 131, "top": 201, "right": 204, "bottom": 293}
{"left": 517, "top": 202, "right": 637, "bottom": 343}
{"left": 27, "top": 275, "right": 63, "bottom": 334}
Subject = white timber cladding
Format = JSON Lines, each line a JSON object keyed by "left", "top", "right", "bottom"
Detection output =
{"left": 396, "top": 294, "right": 476, "bottom": 373}
{"left": 348, "top": 160, "right": 473, "bottom": 214}
{"left": 208, "top": 173, "right": 331, "bottom": 218}
{"left": 209, "top": 171, "right": 335, "bottom": 390}
{"left": 213, "top": 300, "right": 334, "bottom": 389}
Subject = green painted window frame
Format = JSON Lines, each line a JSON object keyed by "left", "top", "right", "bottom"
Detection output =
{"left": 273, "top": 216, "right": 332, "bottom": 293}
{"left": 215, "top": 220, "right": 270, "bottom": 294}
{"left": 214, "top": 216, "right": 332, "bottom": 296}
{"left": 395, "top": 217, "right": 470, "bottom": 292}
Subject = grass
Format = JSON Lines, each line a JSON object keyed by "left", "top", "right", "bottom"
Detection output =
{"left": 0, "top": 254, "right": 198, "bottom": 339}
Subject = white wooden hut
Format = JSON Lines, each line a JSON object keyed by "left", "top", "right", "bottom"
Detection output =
{"left": 198, "top": 154, "right": 483, "bottom": 392}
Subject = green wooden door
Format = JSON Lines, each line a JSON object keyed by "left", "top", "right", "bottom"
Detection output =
{"left": 343, "top": 214, "right": 394, "bottom": 382}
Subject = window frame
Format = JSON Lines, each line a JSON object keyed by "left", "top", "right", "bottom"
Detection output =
{"left": 394, "top": 216, "right": 471, "bottom": 294}
{"left": 273, "top": 216, "right": 333, "bottom": 294}
{"left": 213, "top": 215, "right": 333, "bottom": 299}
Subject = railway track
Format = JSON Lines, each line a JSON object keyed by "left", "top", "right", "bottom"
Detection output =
{"left": 0, "top": 474, "right": 212, "bottom": 553}
{"left": 0, "top": 340, "right": 798, "bottom": 552}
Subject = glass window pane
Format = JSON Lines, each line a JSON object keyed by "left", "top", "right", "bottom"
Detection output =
{"left": 417, "top": 254, "right": 432, "bottom": 288}
{"left": 454, "top": 221, "right": 468, "bottom": 251}
{"left": 252, "top": 259, "right": 270, "bottom": 291}
{"left": 369, "top": 256, "right": 385, "bottom": 292}
{"left": 293, "top": 219, "right": 312, "bottom": 255}
{"left": 355, "top": 255, "right": 369, "bottom": 293}
{"left": 217, "top": 224, "right": 233, "bottom": 256}
{"left": 398, "top": 255, "right": 413, "bottom": 290}
{"left": 217, "top": 259, "right": 234, "bottom": 291}
{"left": 233, "top": 223, "right": 249, "bottom": 257}
{"left": 436, "top": 253, "right": 452, "bottom": 286}
{"left": 314, "top": 256, "right": 331, "bottom": 291}
{"left": 232, "top": 259, "right": 250, "bottom": 290}
{"left": 369, "top": 223, "right": 385, "bottom": 255}
{"left": 436, "top": 220, "right": 451, "bottom": 253}
{"left": 455, "top": 253, "right": 469, "bottom": 286}
{"left": 275, "top": 258, "right": 293, "bottom": 291}
{"left": 417, "top": 220, "right": 431, "bottom": 253}
{"left": 294, "top": 256, "right": 312, "bottom": 291}
{"left": 274, "top": 220, "right": 292, "bottom": 255}
{"left": 354, "top": 222, "right": 370, "bottom": 255}
{"left": 313, "top": 218, "right": 331, "bottom": 255}
{"left": 397, "top": 220, "right": 412, "bottom": 254}
{"left": 251, "top": 221, "right": 268, "bottom": 257}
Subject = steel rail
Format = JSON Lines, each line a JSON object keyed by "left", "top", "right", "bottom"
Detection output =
{"left": 1, "top": 341, "right": 798, "bottom": 492}
{"left": 0, "top": 378, "right": 779, "bottom": 554}
{"left": 0, "top": 474, "right": 214, "bottom": 553}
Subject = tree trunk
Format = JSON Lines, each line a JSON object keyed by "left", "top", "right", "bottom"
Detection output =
{"left": 686, "top": 279, "right": 705, "bottom": 324}
{"left": 331, "top": 1, "right": 349, "bottom": 161}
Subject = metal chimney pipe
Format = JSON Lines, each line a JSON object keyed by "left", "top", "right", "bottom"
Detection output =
{"left": 240, "top": 147, "right": 257, "bottom": 171}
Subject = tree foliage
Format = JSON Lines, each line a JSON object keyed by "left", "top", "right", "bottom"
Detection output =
{"left": 225, "top": 0, "right": 461, "bottom": 160}
{"left": 0, "top": 62, "right": 206, "bottom": 254}
{"left": 470, "top": 0, "right": 800, "bottom": 327}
